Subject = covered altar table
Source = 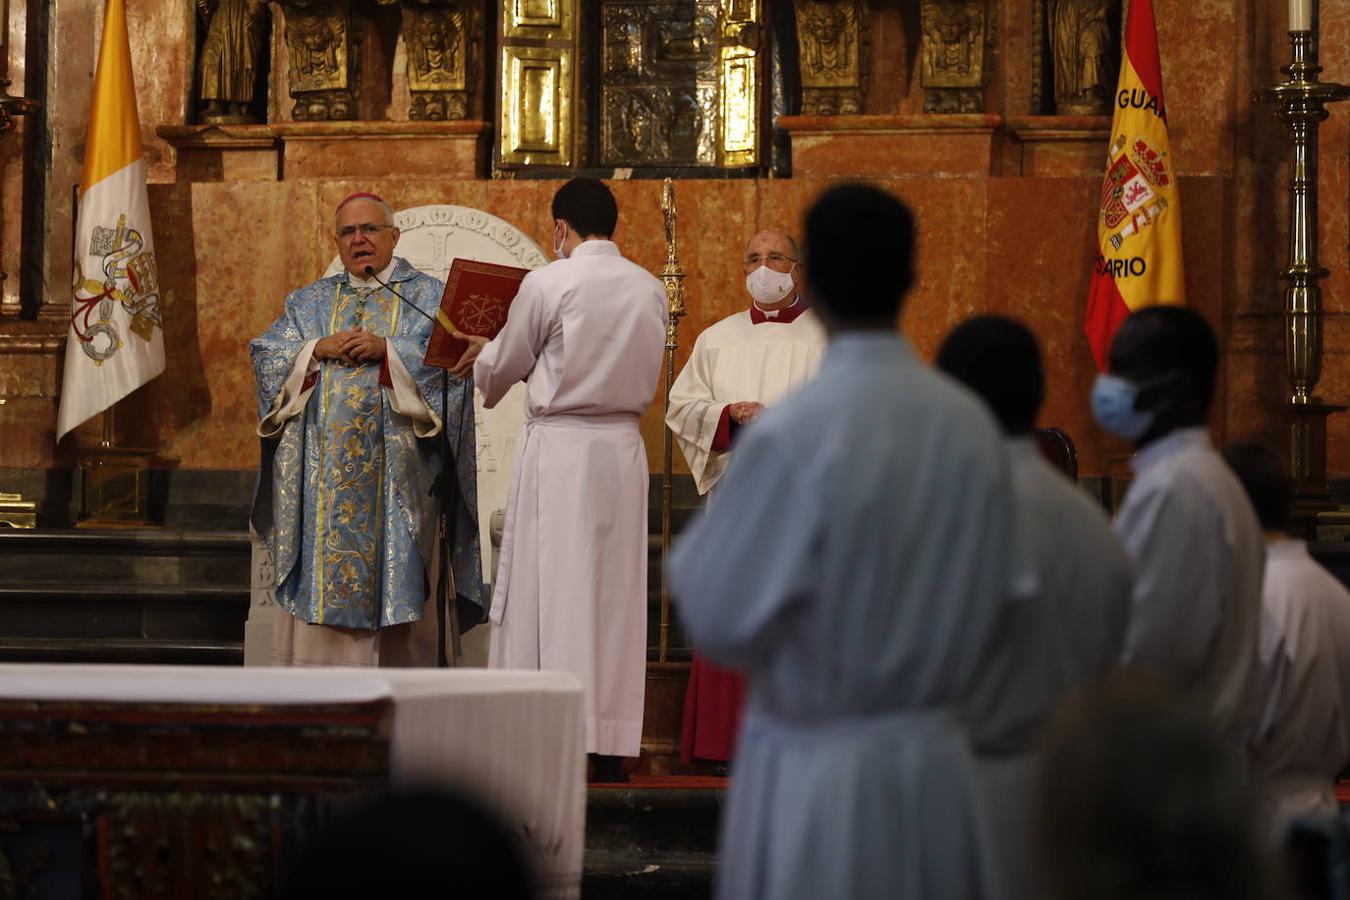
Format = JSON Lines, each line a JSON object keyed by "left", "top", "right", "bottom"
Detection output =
{"left": 0, "top": 665, "right": 585, "bottom": 899}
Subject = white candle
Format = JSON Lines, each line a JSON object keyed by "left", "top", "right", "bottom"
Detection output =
{"left": 1290, "top": 0, "right": 1313, "bottom": 31}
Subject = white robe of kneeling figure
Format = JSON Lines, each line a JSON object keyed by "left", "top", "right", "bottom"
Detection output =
{"left": 964, "top": 437, "right": 1133, "bottom": 900}
{"left": 666, "top": 305, "right": 826, "bottom": 494}
{"left": 670, "top": 333, "right": 1037, "bottom": 900}
{"left": 1250, "top": 539, "right": 1350, "bottom": 839}
{"left": 1115, "top": 427, "right": 1266, "bottom": 746}
{"left": 476, "top": 240, "right": 666, "bottom": 758}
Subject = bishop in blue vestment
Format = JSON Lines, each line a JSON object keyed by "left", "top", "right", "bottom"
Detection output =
{"left": 250, "top": 193, "right": 483, "bottom": 665}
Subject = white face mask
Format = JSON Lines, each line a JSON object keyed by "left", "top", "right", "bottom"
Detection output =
{"left": 553, "top": 223, "right": 569, "bottom": 260}
{"left": 745, "top": 264, "right": 796, "bottom": 307}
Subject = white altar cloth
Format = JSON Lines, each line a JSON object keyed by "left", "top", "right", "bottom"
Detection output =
{"left": 0, "top": 665, "right": 585, "bottom": 900}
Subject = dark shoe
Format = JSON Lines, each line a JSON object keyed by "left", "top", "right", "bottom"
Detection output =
{"left": 590, "top": 754, "right": 630, "bottom": 784}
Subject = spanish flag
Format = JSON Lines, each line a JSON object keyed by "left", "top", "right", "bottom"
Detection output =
{"left": 1083, "top": 0, "right": 1185, "bottom": 371}
{"left": 56, "top": 0, "right": 163, "bottom": 440}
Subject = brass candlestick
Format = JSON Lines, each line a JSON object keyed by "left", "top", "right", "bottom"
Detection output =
{"left": 658, "top": 178, "right": 687, "bottom": 663}
{"left": 1254, "top": 26, "right": 1350, "bottom": 504}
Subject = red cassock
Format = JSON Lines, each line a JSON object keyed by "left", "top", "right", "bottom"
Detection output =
{"left": 681, "top": 656, "right": 747, "bottom": 764}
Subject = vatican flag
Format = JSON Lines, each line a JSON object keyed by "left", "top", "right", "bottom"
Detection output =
{"left": 56, "top": 0, "right": 163, "bottom": 441}
{"left": 1083, "top": 0, "right": 1185, "bottom": 371}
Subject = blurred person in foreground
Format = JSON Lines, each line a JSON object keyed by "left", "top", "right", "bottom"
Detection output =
{"left": 285, "top": 787, "right": 534, "bottom": 899}
{"left": 1224, "top": 442, "right": 1350, "bottom": 842}
{"left": 938, "top": 314, "right": 1133, "bottom": 900}
{"left": 1094, "top": 306, "right": 1264, "bottom": 746}
{"left": 1036, "top": 676, "right": 1268, "bottom": 900}
{"left": 670, "top": 183, "right": 1036, "bottom": 900}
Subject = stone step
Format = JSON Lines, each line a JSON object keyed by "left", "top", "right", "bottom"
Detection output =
{"left": 582, "top": 851, "right": 714, "bottom": 900}
{"left": 0, "top": 636, "right": 241, "bottom": 665}
{"left": 587, "top": 786, "right": 724, "bottom": 854}
{"left": 0, "top": 528, "right": 250, "bottom": 585}
{"left": 0, "top": 583, "right": 248, "bottom": 665}
{"left": 584, "top": 785, "right": 723, "bottom": 900}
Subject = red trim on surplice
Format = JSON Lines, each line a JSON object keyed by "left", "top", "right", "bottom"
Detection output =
{"left": 711, "top": 405, "right": 734, "bottom": 452}
{"left": 749, "top": 300, "right": 808, "bottom": 325}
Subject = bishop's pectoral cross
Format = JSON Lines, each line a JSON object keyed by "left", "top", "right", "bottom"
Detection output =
{"left": 353, "top": 286, "right": 374, "bottom": 329}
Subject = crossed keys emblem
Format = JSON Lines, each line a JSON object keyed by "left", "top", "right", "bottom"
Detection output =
{"left": 70, "top": 213, "right": 162, "bottom": 364}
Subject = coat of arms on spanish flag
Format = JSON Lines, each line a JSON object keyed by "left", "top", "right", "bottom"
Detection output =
{"left": 1084, "top": 0, "right": 1185, "bottom": 371}
{"left": 56, "top": 0, "right": 164, "bottom": 440}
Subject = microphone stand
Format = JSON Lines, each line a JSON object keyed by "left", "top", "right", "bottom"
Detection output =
{"left": 365, "top": 265, "right": 464, "bottom": 667}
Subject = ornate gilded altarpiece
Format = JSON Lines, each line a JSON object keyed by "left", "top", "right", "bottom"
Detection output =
{"left": 496, "top": 0, "right": 762, "bottom": 172}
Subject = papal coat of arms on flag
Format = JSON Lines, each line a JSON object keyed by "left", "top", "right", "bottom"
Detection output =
{"left": 72, "top": 214, "right": 161, "bottom": 362}
{"left": 56, "top": 0, "right": 165, "bottom": 440}
{"left": 1083, "top": 0, "right": 1185, "bottom": 371}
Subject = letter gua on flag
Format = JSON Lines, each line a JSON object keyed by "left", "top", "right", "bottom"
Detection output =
{"left": 56, "top": 0, "right": 163, "bottom": 440}
{"left": 1084, "top": 0, "right": 1185, "bottom": 370}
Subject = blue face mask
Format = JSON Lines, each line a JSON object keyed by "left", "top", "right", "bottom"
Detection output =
{"left": 1091, "top": 373, "right": 1155, "bottom": 442}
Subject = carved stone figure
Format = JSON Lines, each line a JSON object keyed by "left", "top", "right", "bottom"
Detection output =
{"left": 402, "top": 0, "right": 474, "bottom": 120}
{"left": 195, "top": 0, "right": 270, "bottom": 124}
{"left": 794, "top": 0, "right": 866, "bottom": 116}
{"left": 279, "top": 0, "right": 358, "bottom": 120}
{"left": 920, "top": 0, "right": 988, "bottom": 113}
{"left": 1050, "top": 0, "right": 1117, "bottom": 114}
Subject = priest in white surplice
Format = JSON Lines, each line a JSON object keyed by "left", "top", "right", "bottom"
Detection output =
{"left": 671, "top": 185, "right": 1037, "bottom": 900}
{"left": 938, "top": 315, "right": 1132, "bottom": 900}
{"left": 452, "top": 178, "right": 666, "bottom": 780}
{"left": 1224, "top": 442, "right": 1350, "bottom": 841}
{"left": 1094, "top": 307, "right": 1265, "bottom": 747}
{"left": 666, "top": 229, "right": 826, "bottom": 766}
{"left": 667, "top": 230, "right": 826, "bottom": 494}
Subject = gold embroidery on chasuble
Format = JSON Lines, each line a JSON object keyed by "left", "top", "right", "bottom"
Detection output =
{"left": 314, "top": 283, "right": 401, "bottom": 626}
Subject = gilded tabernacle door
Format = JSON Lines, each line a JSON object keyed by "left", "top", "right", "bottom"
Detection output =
{"left": 497, "top": 0, "right": 761, "bottom": 172}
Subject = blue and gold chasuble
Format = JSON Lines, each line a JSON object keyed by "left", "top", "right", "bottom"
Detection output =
{"left": 250, "top": 258, "right": 484, "bottom": 630}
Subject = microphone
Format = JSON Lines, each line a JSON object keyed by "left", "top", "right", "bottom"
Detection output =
{"left": 363, "top": 263, "right": 435, "bottom": 324}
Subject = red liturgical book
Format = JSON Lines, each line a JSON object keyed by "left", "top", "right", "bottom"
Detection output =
{"left": 423, "top": 258, "right": 530, "bottom": 368}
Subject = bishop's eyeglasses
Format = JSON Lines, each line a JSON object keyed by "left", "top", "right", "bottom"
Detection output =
{"left": 744, "top": 251, "right": 797, "bottom": 271}
{"left": 337, "top": 223, "right": 394, "bottom": 240}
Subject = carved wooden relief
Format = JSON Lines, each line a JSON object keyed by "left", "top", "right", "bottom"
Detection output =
{"left": 793, "top": 0, "right": 866, "bottom": 116}
{"left": 280, "top": 0, "right": 360, "bottom": 120}
{"left": 920, "top": 0, "right": 989, "bottom": 113}
{"left": 402, "top": 0, "right": 478, "bottom": 120}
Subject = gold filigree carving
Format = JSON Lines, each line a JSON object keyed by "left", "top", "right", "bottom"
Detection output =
{"left": 794, "top": 0, "right": 866, "bottom": 116}
{"left": 921, "top": 0, "right": 988, "bottom": 113}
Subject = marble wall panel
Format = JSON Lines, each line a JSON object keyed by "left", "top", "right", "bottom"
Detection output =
{"left": 1154, "top": 0, "right": 1241, "bottom": 177}
{"left": 784, "top": 117, "right": 1000, "bottom": 178}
